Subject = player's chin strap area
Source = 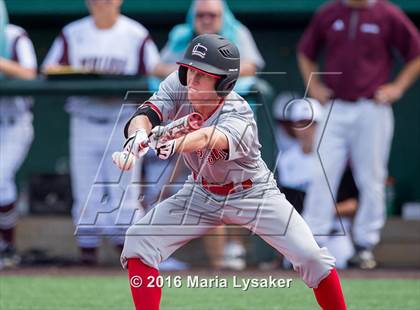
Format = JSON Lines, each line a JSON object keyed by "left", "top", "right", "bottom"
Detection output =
{"left": 192, "top": 171, "right": 253, "bottom": 196}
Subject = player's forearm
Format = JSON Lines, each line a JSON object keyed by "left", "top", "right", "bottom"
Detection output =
{"left": 151, "top": 63, "right": 178, "bottom": 79}
{"left": 239, "top": 62, "right": 257, "bottom": 76}
{"left": 393, "top": 56, "right": 420, "bottom": 93}
{"left": 174, "top": 126, "right": 228, "bottom": 153}
{"left": 297, "top": 53, "right": 321, "bottom": 87}
{"left": 127, "top": 115, "right": 153, "bottom": 137}
{"left": 0, "top": 58, "right": 36, "bottom": 80}
{"left": 336, "top": 198, "right": 358, "bottom": 217}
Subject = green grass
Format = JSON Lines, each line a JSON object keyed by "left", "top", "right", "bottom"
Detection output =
{"left": 0, "top": 276, "right": 419, "bottom": 310}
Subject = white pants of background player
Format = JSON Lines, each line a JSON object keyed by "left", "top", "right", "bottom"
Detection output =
{"left": 70, "top": 116, "right": 143, "bottom": 248}
{"left": 0, "top": 112, "right": 33, "bottom": 229}
{"left": 304, "top": 99, "right": 393, "bottom": 249}
{"left": 122, "top": 175, "right": 336, "bottom": 288}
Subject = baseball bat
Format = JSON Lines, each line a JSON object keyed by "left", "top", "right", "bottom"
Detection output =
{"left": 140, "top": 112, "right": 204, "bottom": 148}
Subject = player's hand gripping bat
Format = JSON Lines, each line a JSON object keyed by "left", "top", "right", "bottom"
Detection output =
{"left": 112, "top": 112, "right": 204, "bottom": 171}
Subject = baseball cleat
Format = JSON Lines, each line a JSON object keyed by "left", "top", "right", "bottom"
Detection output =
{"left": 348, "top": 250, "right": 377, "bottom": 270}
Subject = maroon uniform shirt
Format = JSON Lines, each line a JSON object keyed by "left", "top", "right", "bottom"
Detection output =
{"left": 298, "top": 0, "right": 420, "bottom": 101}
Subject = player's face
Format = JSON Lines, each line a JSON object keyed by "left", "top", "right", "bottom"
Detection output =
{"left": 186, "top": 68, "right": 219, "bottom": 107}
{"left": 86, "top": 0, "right": 122, "bottom": 18}
{"left": 194, "top": 0, "right": 223, "bottom": 35}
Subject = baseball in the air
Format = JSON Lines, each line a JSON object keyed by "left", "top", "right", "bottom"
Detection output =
{"left": 112, "top": 151, "right": 136, "bottom": 171}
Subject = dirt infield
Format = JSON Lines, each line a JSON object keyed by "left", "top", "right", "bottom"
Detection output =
{"left": 1, "top": 266, "right": 419, "bottom": 279}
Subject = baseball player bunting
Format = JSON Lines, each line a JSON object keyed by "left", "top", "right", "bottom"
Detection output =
{"left": 116, "top": 35, "right": 346, "bottom": 310}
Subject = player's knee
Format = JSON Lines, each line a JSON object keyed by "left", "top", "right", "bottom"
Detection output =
{"left": 124, "top": 225, "right": 153, "bottom": 252}
{"left": 295, "top": 247, "right": 335, "bottom": 288}
{"left": 299, "top": 248, "right": 325, "bottom": 269}
{"left": 121, "top": 225, "right": 160, "bottom": 268}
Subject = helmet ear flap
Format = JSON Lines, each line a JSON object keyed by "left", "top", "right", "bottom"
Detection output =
{"left": 178, "top": 66, "right": 188, "bottom": 86}
{"left": 215, "top": 76, "right": 237, "bottom": 97}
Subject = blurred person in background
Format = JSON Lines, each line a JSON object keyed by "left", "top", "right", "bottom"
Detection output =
{"left": 42, "top": 0, "right": 160, "bottom": 265}
{"left": 273, "top": 97, "right": 358, "bottom": 269}
{"left": 151, "top": 0, "right": 265, "bottom": 270}
{"left": 271, "top": 92, "right": 303, "bottom": 154}
{"left": 154, "top": 0, "right": 264, "bottom": 80}
{"left": 298, "top": 0, "right": 420, "bottom": 268}
{"left": 0, "top": 0, "right": 37, "bottom": 269}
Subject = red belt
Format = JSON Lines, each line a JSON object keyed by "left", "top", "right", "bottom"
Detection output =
{"left": 192, "top": 172, "right": 253, "bottom": 196}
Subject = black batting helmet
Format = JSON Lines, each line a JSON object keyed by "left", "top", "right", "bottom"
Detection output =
{"left": 177, "top": 34, "right": 240, "bottom": 97}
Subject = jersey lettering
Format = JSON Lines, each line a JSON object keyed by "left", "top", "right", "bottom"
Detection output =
{"left": 196, "top": 149, "right": 228, "bottom": 165}
{"left": 80, "top": 57, "right": 127, "bottom": 73}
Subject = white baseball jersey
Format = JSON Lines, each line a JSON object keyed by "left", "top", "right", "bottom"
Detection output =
{"left": 143, "top": 71, "right": 270, "bottom": 184}
{"left": 42, "top": 15, "right": 160, "bottom": 119}
{"left": 41, "top": 16, "right": 155, "bottom": 248}
{"left": 0, "top": 24, "right": 37, "bottom": 116}
{"left": 277, "top": 143, "right": 315, "bottom": 192}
